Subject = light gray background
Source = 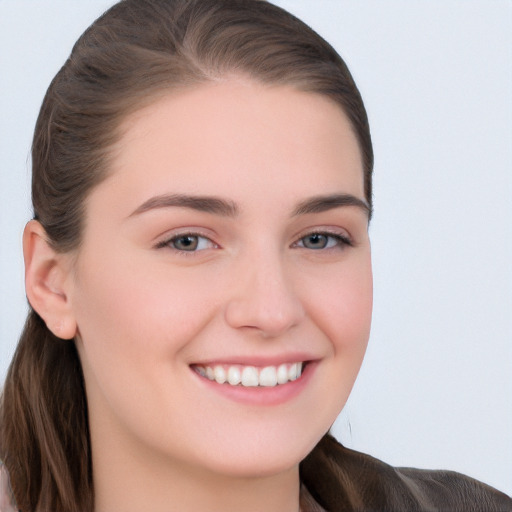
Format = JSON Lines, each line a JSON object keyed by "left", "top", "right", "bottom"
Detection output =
{"left": 1, "top": 0, "right": 511, "bottom": 496}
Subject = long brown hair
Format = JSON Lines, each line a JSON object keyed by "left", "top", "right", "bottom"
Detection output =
{"left": 0, "top": 1, "right": 373, "bottom": 510}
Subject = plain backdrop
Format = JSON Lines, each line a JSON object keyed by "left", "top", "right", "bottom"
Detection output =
{"left": 1, "top": 0, "right": 511, "bottom": 496}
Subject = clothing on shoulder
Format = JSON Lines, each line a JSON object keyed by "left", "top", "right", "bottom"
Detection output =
{"left": 299, "top": 434, "right": 512, "bottom": 512}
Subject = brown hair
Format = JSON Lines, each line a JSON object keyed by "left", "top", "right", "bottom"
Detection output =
{"left": 0, "top": 1, "right": 373, "bottom": 510}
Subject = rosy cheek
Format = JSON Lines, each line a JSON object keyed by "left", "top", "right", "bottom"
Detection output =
{"left": 314, "top": 265, "right": 372, "bottom": 353}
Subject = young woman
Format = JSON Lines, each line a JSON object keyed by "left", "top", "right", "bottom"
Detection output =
{"left": 1, "top": 1, "right": 511, "bottom": 511}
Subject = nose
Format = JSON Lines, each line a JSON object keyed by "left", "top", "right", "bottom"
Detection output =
{"left": 224, "top": 254, "right": 305, "bottom": 338}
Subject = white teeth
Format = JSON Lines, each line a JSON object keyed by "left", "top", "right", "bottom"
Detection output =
{"left": 213, "top": 365, "right": 226, "bottom": 384}
{"left": 241, "top": 366, "right": 259, "bottom": 387}
{"left": 227, "top": 366, "right": 241, "bottom": 386}
{"left": 277, "top": 364, "right": 289, "bottom": 384}
{"left": 288, "top": 363, "right": 299, "bottom": 381}
{"left": 259, "top": 366, "right": 277, "bottom": 387}
{"left": 195, "top": 362, "right": 305, "bottom": 387}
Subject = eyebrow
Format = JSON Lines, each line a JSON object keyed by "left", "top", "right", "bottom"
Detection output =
{"left": 129, "top": 193, "right": 239, "bottom": 218}
{"left": 292, "top": 194, "right": 371, "bottom": 218}
{"left": 129, "top": 192, "right": 371, "bottom": 219}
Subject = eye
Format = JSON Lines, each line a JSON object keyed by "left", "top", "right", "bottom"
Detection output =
{"left": 157, "top": 233, "right": 216, "bottom": 252}
{"left": 295, "top": 232, "right": 351, "bottom": 250}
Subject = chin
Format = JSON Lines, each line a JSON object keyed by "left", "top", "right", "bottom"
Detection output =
{"left": 188, "top": 425, "right": 326, "bottom": 479}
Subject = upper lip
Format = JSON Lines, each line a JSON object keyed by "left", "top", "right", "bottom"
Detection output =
{"left": 190, "top": 353, "right": 319, "bottom": 367}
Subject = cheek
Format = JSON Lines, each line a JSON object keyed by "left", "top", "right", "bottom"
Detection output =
{"left": 71, "top": 251, "right": 220, "bottom": 384}
{"left": 304, "top": 254, "right": 373, "bottom": 356}
{"left": 70, "top": 253, "right": 224, "bottom": 436}
{"left": 294, "top": 254, "right": 372, "bottom": 433}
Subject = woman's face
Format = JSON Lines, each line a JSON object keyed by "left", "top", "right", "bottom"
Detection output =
{"left": 70, "top": 80, "right": 372, "bottom": 478}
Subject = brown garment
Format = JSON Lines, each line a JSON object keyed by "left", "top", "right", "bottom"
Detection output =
{"left": 300, "top": 434, "right": 512, "bottom": 512}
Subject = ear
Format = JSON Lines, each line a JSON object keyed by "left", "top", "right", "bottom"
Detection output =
{"left": 23, "top": 220, "right": 77, "bottom": 340}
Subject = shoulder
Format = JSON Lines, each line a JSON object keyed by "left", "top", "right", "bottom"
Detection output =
{"left": 395, "top": 465, "right": 512, "bottom": 511}
{"left": 300, "top": 434, "right": 512, "bottom": 511}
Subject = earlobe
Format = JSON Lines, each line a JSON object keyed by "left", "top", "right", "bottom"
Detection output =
{"left": 23, "top": 220, "right": 77, "bottom": 340}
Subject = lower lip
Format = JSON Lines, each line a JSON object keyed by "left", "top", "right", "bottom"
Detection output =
{"left": 191, "top": 362, "right": 317, "bottom": 406}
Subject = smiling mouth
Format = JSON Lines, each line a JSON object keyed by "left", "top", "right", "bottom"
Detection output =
{"left": 192, "top": 362, "right": 305, "bottom": 388}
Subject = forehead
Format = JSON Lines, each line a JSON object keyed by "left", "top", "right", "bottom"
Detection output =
{"left": 94, "top": 80, "right": 365, "bottom": 217}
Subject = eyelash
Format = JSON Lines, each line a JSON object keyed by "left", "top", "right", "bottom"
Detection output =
{"left": 155, "top": 232, "right": 217, "bottom": 253}
{"left": 155, "top": 229, "right": 352, "bottom": 254}
{"left": 293, "top": 231, "right": 353, "bottom": 250}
